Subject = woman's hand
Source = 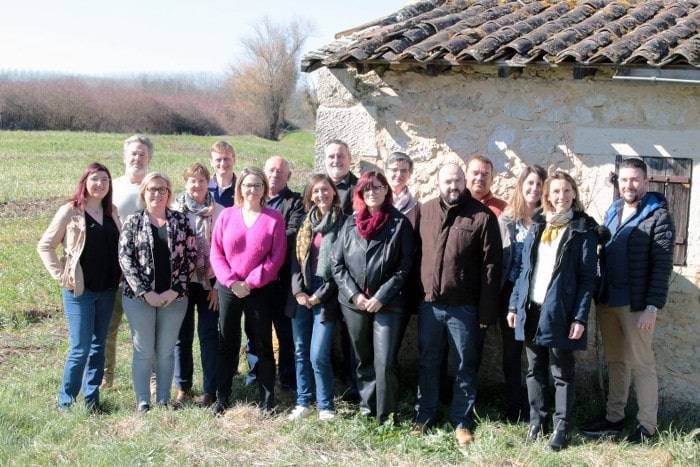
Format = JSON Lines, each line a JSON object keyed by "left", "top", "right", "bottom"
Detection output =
{"left": 208, "top": 289, "right": 219, "bottom": 312}
{"left": 308, "top": 295, "right": 320, "bottom": 307}
{"left": 352, "top": 293, "right": 369, "bottom": 311}
{"left": 160, "top": 289, "right": 179, "bottom": 307}
{"left": 569, "top": 322, "right": 585, "bottom": 340}
{"left": 231, "top": 281, "right": 250, "bottom": 298}
{"left": 365, "top": 297, "right": 383, "bottom": 314}
{"left": 507, "top": 311, "right": 517, "bottom": 329}
{"left": 144, "top": 291, "right": 162, "bottom": 307}
{"left": 295, "top": 293, "right": 312, "bottom": 308}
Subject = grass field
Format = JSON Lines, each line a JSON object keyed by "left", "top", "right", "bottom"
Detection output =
{"left": 0, "top": 130, "right": 698, "bottom": 465}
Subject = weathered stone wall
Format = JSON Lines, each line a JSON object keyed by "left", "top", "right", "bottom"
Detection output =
{"left": 313, "top": 65, "right": 700, "bottom": 408}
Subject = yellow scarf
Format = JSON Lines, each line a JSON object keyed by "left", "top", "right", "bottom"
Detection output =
{"left": 541, "top": 210, "right": 573, "bottom": 243}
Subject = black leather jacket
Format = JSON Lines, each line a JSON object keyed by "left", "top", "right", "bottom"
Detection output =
{"left": 331, "top": 205, "right": 416, "bottom": 311}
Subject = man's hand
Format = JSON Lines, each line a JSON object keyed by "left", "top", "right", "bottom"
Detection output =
{"left": 296, "top": 293, "right": 312, "bottom": 308}
{"left": 569, "top": 322, "right": 585, "bottom": 340}
{"left": 506, "top": 311, "right": 517, "bottom": 329}
{"left": 637, "top": 310, "right": 657, "bottom": 332}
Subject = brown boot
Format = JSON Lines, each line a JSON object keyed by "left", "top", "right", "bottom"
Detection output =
{"left": 455, "top": 427, "right": 474, "bottom": 446}
{"left": 175, "top": 389, "right": 191, "bottom": 403}
{"left": 197, "top": 393, "right": 216, "bottom": 407}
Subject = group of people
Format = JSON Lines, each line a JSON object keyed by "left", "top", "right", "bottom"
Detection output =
{"left": 37, "top": 134, "right": 674, "bottom": 451}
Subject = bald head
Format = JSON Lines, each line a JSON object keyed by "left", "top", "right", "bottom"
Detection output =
{"left": 264, "top": 156, "right": 291, "bottom": 197}
{"left": 437, "top": 163, "right": 466, "bottom": 204}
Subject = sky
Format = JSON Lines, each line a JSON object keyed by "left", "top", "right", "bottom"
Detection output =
{"left": 0, "top": 0, "right": 397, "bottom": 77}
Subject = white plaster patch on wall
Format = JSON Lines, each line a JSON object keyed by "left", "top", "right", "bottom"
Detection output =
{"left": 314, "top": 104, "right": 378, "bottom": 160}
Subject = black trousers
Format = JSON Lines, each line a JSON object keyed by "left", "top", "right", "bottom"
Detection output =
{"left": 246, "top": 280, "right": 296, "bottom": 390}
{"left": 498, "top": 281, "right": 525, "bottom": 414}
{"left": 216, "top": 284, "right": 276, "bottom": 410}
{"left": 341, "top": 305, "right": 402, "bottom": 423}
{"left": 525, "top": 341, "right": 575, "bottom": 432}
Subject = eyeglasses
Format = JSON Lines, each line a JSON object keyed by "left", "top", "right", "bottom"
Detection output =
{"left": 146, "top": 187, "right": 169, "bottom": 195}
{"left": 363, "top": 185, "right": 386, "bottom": 194}
{"left": 242, "top": 183, "right": 263, "bottom": 190}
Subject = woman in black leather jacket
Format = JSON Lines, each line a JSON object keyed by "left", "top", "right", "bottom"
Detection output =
{"left": 331, "top": 171, "right": 416, "bottom": 423}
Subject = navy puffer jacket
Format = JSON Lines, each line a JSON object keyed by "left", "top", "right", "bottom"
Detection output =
{"left": 600, "top": 192, "right": 675, "bottom": 311}
{"left": 509, "top": 210, "right": 600, "bottom": 351}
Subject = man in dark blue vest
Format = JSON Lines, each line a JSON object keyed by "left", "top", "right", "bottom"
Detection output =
{"left": 582, "top": 158, "right": 675, "bottom": 443}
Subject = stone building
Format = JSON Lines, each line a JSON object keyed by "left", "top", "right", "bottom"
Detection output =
{"left": 303, "top": 0, "right": 700, "bottom": 410}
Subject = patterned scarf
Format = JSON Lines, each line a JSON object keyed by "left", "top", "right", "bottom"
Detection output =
{"left": 541, "top": 209, "right": 574, "bottom": 243}
{"left": 296, "top": 205, "right": 342, "bottom": 284}
{"left": 356, "top": 205, "right": 389, "bottom": 240}
{"left": 393, "top": 186, "right": 417, "bottom": 216}
{"left": 175, "top": 191, "right": 215, "bottom": 283}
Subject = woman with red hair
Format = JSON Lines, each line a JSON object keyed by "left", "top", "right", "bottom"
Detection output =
{"left": 331, "top": 171, "right": 416, "bottom": 423}
{"left": 37, "top": 162, "right": 122, "bottom": 412}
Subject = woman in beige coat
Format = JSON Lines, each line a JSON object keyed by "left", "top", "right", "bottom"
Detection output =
{"left": 37, "top": 162, "right": 121, "bottom": 412}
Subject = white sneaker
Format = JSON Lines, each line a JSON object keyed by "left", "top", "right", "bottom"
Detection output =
{"left": 318, "top": 409, "right": 336, "bottom": 421}
{"left": 288, "top": 405, "right": 313, "bottom": 420}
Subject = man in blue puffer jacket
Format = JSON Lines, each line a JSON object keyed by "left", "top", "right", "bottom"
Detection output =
{"left": 582, "top": 158, "right": 675, "bottom": 443}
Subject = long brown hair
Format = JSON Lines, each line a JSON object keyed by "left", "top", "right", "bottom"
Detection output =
{"left": 68, "top": 162, "right": 113, "bottom": 218}
{"left": 506, "top": 165, "right": 547, "bottom": 221}
{"left": 302, "top": 174, "right": 340, "bottom": 211}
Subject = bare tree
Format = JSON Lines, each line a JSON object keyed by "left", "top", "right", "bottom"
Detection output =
{"left": 226, "top": 17, "right": 312, "bottom": 140}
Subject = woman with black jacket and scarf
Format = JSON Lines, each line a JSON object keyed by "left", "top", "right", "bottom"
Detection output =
{"left": 331, "top": 171, "right": 416, "bottom": 424}
{"left": 508, "top": 171, "right": 600, "bottom": 451}
{"left": 288, "top": 174, "right": 345, "bottom": 421}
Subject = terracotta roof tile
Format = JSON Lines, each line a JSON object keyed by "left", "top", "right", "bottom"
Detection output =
{"left": 301, "top": 0, "right": 700, "bottom": 71}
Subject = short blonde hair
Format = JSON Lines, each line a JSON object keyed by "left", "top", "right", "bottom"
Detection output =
{"left": 139, "top": 172, "right": 173, "bottom": 207}
{"left": 210, "top": 140, "right": 235, "bottom": 157}
{"left": 183, "top": 162, "right": 210, "bottom": 181}
{"left": 234, "top": 167, "right": 269, "bottom": 207}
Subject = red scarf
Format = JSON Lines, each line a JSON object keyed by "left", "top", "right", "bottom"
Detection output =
{"left": 356, "top": 206, "right": 389, "bottom": 240}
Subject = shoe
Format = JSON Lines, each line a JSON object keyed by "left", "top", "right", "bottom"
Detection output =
{"left": 137, "top": 402, "right": 150, "bottom": 413}
{"left": 288, "top": 405, "right": 313, "bottom": 421}
{"left": 525, "top": 424, "right": 542, "bottom": 443}
{"left": 211, "top": 401, "right": 227, "bottom": 417}
{"left": 175, "top": 389, "right": 190, "bottom": 404}
{"left": 455, "top": 427, "right": 474, "bottom": 446}
{"left": 411, "top": 421, "right": 429, "bottom": 436}
{"left": 581, "top": 416, "right": 625, "bottom": 437}
{"left": 626, "top": 424, "right": 655, "bottom": 444}
{"left": 318, "top": 409, "right": 336, "bottom": 421}
{"left": 197, "top": 393, "right": 216, "bottom": 407}
{"left": 548, "top": 423, "right": 568, "bottom": 451}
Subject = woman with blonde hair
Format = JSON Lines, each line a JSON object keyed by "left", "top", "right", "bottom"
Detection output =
{"left": 210, "top": 167, "right": 287, "bottom": 415}
{"left": 119, "top": 172, "right": 196, "bottom": 412}
{"left": 508, "top": 171, "right": 600, "bottom": 450}
{"left": 498, "top": 165, "right": 547, "bottom": 422}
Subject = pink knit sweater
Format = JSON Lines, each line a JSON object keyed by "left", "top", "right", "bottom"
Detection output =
{"left": 210, "top": 207, "right": 287, "bottom": 289}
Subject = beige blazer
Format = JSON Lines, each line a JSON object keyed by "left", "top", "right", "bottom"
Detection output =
{"left": 37, "top": 202, "right": 120, "bottom": 297}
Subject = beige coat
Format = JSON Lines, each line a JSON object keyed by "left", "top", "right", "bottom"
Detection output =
{"left": 37, "top": 203, "right": 121, "bottom": 297}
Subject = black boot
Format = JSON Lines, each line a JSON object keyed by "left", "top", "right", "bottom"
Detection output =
{"left": 525, "top": 424, "right": 542, "bottom": 443}
{"left": 549, "top": 421, "right": 568, "bottom": 451}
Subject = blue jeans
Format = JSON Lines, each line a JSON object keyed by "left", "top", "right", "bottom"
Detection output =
{"left": 123, "top": 294, "right": 187, "bottom": 406}
{"left": 416, "top": 302, "right": 480, "bottom": 430}
{"left": 59, "top": 288, "right": 116, "bottom": 408}
{"left": 174, "top": 283, "right": 218, "bottom": 395}
{"left": 291, "top": 302, "right": 336, "bottom": 410}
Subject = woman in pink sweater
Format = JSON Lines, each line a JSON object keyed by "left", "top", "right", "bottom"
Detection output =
{"left": 209, "top": 166, "right": 287, "bottom": 415}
